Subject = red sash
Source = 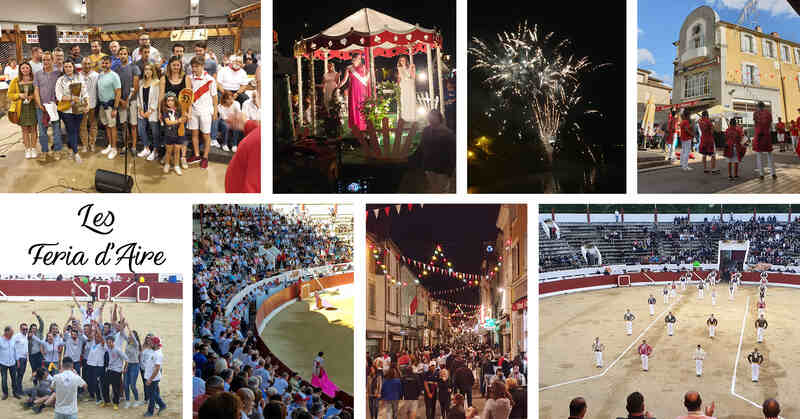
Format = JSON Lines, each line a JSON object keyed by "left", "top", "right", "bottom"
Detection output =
{"left": 194, "top": 79, "right": 213, "bottom": 102}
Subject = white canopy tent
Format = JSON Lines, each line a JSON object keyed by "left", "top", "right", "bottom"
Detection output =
{"left": 293, "top": 8, "right": 445, "bottom": 135}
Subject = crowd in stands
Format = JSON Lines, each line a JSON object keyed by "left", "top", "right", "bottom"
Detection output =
{"left": 192, "top": 205, "right": 353, "bottom": 419}
{"left": 367, "top": 344, "right": 526, "bottom": 419}
{"left": 542, "top": 216, "right": 800, "bottom": 272}
{"left": 568, "top": 391, "right": 781, "bottom": 419}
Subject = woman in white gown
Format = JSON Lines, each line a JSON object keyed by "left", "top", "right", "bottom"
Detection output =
{"left": 321, "top": 62, "right": 340, "bottom": 110}
{"left": 397, "top": 55, "right": 416, "bottom": 123}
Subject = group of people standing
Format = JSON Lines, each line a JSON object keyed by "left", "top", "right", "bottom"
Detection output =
{"left": 367, "top": 345, "right": 526, "bottom": 419}
{"left": 0, "top": 293, "right": 167, "bottom": 417}
{"left": 6, "top": 33, "right": 260, "bottom": 177}
{"left": 662, "top": 103, "right": 800, "bottom": 181}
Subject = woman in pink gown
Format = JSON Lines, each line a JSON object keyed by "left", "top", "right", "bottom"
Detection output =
{"left": 311, "top": 352, "right": 339, "bottom": 397}
{"left": 337, "top": 51, "right": 370, "bottom": 132}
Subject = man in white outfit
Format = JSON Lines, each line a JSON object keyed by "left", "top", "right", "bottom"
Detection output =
{"left": 592, "top": 337, "right": 604, "bottom": 368}
{"left": 624, "top": 309, "right": 636, "bottom": 336}
{"left": 698, "top": 281, "right": 704, "bottom": 299}
{"left": 711, "top": 288, "right": 717, "bottom": 306}
{"left": 729, "top": 281, "right": 735, "bottom": 300}
{"left": 662, "top": 285, "right": 669, "bottom": 304}
{"left": 694, "top": 344, "right": 706, "bottom": 377}
{"left": 665, "top": 311, "right": 677, "bottom": 336}
{"left": 680, "top": 274, "right": 687, "bottom": 290}
{"left": 638, "top": 340, "right": 652, "bottom": 372}
{"left": 706, "top": 314, "right": 717, "bottom": 339}
{"left": 647, "top": 295, "right": 656, "bottom": 316}
{"left": 755, "top": 314, "right": 768, "bottom": 343}
{"left": 748, "top": 348, "right": 763, "bottom": 382}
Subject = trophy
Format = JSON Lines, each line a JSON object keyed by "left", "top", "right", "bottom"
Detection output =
{"left": 178, "top": 88, "right": 194, "bottom": 137}
{"left": 69, "top": 82, "right": 83, "bottom": 114}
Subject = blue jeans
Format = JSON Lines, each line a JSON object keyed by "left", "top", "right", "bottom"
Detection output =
{"left": 124, "top": 363, "right": 140, "bottom": 401}
{"left": 210, "top": 118, "right": 218, "bottom": 142}
{"left": 215, "top": 119, "right": 243, "bottom": 147}
{"left": 36, "top": 107, "right": 64, "bottom": 152}
{"left": 145, "top": 380, "right": 166, "bottom": 414}
{"left": 55, "top": 413, "right": 78, "bottom": 419}
{"left": 59, "top": 112, "right": 83, "bottom": 154}
{"left": 137, "top": 118, "right": 161, "bottom": 149}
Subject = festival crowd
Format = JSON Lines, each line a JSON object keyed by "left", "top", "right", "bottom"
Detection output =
{"left": 366, "top": 344, "right": 526, "bottom": 419}
{"left": 4, "top": 34, "right": 261, "bottom": 178}
{"left": 192, "top": 205, "right": 354, "bottom": 419}
{"left": 0, "top": 296, "right": 168, "bottom": 417}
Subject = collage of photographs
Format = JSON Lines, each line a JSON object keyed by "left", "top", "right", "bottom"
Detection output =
{"left": 1, "top": 0, "right": 800, "bottom": 419}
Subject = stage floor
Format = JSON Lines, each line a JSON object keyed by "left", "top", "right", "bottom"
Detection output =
{"left": 4, "top": 300, "right": 182, "bottom": 419}
{"left": 0, "top": 117, "right": 227, "bottom": 193}
{"left": 260, "top": 285, "right": 354, "bottom": 395}
{"left": 540, "top": 285, "right": 800, "bottom": 419}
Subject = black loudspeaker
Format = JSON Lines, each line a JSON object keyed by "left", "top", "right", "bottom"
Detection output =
{"left": 94, "top": 169, "right": 133, "bottom": 193}
{"left": 37, "top": 25, "right": 58, "bottom": 52}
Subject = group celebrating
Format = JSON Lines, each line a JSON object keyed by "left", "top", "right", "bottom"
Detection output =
{"left": 0, "top": 292, "right": 167, "bottom": 417}
{"left": 5, "top": 33, "right": 261, "bottom": 176}
{"left": 366, "top": 345, "right": 526, "bottom": 419}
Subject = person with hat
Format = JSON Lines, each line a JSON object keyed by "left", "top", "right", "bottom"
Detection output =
{"left": 142, "top": 335, "right": 167, "bottom": 416}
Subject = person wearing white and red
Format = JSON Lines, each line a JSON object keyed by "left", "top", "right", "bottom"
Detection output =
{"left": 224, "top": 66, "right": 260, "bottom": 193}
{"left": 698, "top": 111, "right": 718, "bottom": 174}
{"left": 215, "top": 55, "right": 250, "bottom": 107}
{"left": 679, "top": 109, "right": 693, "bottom": 171}
{"left": 776, "top": 117, "right": 786, "bottom": 152}
{"left": 790, "top": 120, "right": 799, "bottom": 152}
{"left": 676, "top": 391, "right": 716, "bottom": 419}
{"left": 753, "top": 101, "right": 775, "bottom": 179}
{"left": 624, "top": 309, "right": 635, "bottom": 336}
{"left": 142, "top": 335, "right": 167, "bottom": 416}
{"left": 638, "top": 339, "right": 652, "bottom": 371}
{"left": 757, "top": 299, "right": 766, "bottom": 317}
{"left": 187, "top": 56, "right": 218, "bottom": 169}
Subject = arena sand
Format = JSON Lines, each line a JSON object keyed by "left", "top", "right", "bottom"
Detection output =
{"left": 540, "top": 284, "right": 800, "bottom": 419}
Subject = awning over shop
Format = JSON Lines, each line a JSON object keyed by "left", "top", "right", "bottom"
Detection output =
{"left": 656, "top": 97, "right": 716, "bottom": 112}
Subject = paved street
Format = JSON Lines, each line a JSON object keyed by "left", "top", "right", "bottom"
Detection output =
{"left": 638, "top": 149, "right": 800, "bottom": 193}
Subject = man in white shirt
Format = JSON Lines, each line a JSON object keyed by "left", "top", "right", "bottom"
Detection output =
{"left": 79, "top": 57, "right": 100, "bottom": 152}
{"left": 11, "top": 323, "right": 29, "bottom": 398}
{"left": 187, "top": 56, "right": 218, "bottom": 169}
{"left": 143, "top": 336, "right": 167, "bottom": 416}
{"left": 52, "top": 357, "right": 87, "bottom": 419}
{"left": 216, "top": 55, "right": 251, "bottom": 106}
{"left": 131, "top": 33, "right": 162, "bottom": 65}
{"left": 71, "top": 290, "right": 102, "bottom": 326}
{"left": 0, "top": 326, "right": 16, "bottom": 400}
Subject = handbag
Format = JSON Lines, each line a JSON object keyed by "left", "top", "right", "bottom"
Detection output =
{"left": 7, "top": 100, "right": 19, "bottom": 124}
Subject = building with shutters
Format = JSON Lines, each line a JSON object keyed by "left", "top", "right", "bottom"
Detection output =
{"left": 669, "top": 5, "right": 800, "bottom": 131}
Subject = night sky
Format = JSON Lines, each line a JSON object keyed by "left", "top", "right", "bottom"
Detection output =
{"left": 274, "top": 1, "right": 456, "bottom": 58}
{"left": 367, "top": 204, "right": 501, "bottom": 307}
{"left": 468, "top": 2, "right": 627, "bottom": 141}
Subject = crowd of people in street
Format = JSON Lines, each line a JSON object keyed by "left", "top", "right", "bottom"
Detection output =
{"left": 192, "top": 205, "right": 354, "bottom": 419}
{"left": 366, "top": 344, "right": 526, "bottom": 419}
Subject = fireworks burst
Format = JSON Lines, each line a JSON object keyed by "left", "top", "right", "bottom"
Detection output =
{"left": 470, "top": 21, "right": 602, "bottom": 150}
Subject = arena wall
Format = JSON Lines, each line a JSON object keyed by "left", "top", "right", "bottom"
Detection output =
{"left": 540, "top": 271, "right": 800, "bottom": 297}
{"left": 0, "top": 278, "right": 182, "bottom": 302}
{"left": 252, "top": 271, "right": 354, "bottom": 407}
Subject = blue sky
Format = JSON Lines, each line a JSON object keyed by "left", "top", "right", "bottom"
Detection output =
{"left": 638, "top": 0, "right": 800, "bottom": 87}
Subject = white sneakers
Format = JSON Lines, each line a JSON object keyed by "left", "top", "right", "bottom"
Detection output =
{"left": 101, "top": 145, "right": 112, "bottom": 154}
{"left": 73, "top": 153, "right": 81, "bottom": 164}
{"left": 24, "top": 149, "right": 31, "bottom": 159}
{"left": 211, "top": 139, "right": 220, "bottom": 148}
{"left": 181, "top": 157, "right": 188, "bottom": 169}
{"left": 108, "top": 148, "right": 118, "bottom": 159}
{"left": 146, "top": 149, "right": 157, "bottom": 161}
{"left": 222, "top": 145, "right": 230, "bottom": 152}
{"left": 138, "top": 147, "right": 151, "bottom": 158}
{"left": 232, "top": 145, "right": 237, "bottom": 152}
{"left": 174, "top": 164, "right": 183, "bottom": 175}
{"left": 163, "top": 164, "right": 170, "bottom": 174}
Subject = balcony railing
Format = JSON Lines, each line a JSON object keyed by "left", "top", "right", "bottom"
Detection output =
{"left": 681, "top": 46, "right": 709, "bottom": 63}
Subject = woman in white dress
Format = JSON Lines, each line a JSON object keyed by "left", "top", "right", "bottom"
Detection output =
{"left": 397, "top": 55, "right": 416, "bottom": 123}
{"left": 322, "top": 62, "right": 340, "bottom": 110}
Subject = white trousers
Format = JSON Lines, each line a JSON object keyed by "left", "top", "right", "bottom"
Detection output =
{"left": 649, "top": 304, "right": 655, "bottom": 315}
{"left": 758, "top": 308, "right": 764, "bottom": 316}
{"left": 626, "top": 321, "right": 633, "bottom": 335}
{"left": 663, "top": 294, "right": 669, "bottom": 304}
{"left": 594, "top": 351, "right": 603, "bottom": 367}
{"left": 729, "top": 289, "right": 735, "bottom": 299}
{"left": 711, "top": 295, "right": 716, "bottom": 305}
{"left": 792, "top": 135, "right": 798, "bottom": 151}
{"left": 699, "top": 289, "right": 704, "bottom": 298}
{"left": 756, "top": 151, "right": 775, "bottom": 176}
{"left": 696, "top": 359, "right": 703, "bottom": 376}
{"left": 778, "top": 133, "right": 785, "bottom": 146}
{"left": 681, "top": 282, "right": 686, "bottom": 290}
{"left": 752, "top": 363, "right": 760, "bottom": 381}
{"left": 681, "top": 140, "right": 691, "bottom": 168}
{"left": 757, "top": 327, "right": 764, "bottom": 342}
{"left": 667, "top": 323, "right": 675, "bottom": 336}
{"left": 709, "top": 325, "right": 716, "bottom": 337}
{"left": 670, "top": 289, "right": 676, "bottom": 298}
{"left": 641, "top": 354, "right": 649, "bottom": 371}
{"left": 668, "top": 133, "right": 677, "bottom": 160}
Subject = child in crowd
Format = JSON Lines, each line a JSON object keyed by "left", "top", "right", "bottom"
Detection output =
{"left": 162, "top": 92, "right": 188, "bottom": 175}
